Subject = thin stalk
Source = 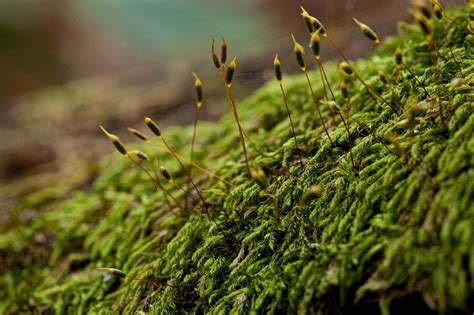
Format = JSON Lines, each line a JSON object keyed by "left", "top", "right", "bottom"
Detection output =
{"left": 316, "top": 61, "right": 337, "bottom": 120}
{"left": 379, "top": 42, "right": 432, "bottom": 96}
{"left": 241, "top": 126, "right": 265, "bottom": 156}
{"left": 428, "top": 36, "right": 447, "bottom": 128}
{"left": 127, "top": 155, "right": 179, "bottom": 213}
{"left": 318, "top": 59, "right": 337, "bottom": 101}
{"left": 337, "top": 112, "right": 356, "bottom": 171}
{"left": 438, "top": 22, "right": 464, "bottom": 77}
{"left": 303, "top": 70, "right": 334, "bottom": 146}
{"left": 154, "top": 155, "right": 191, "bottom": 209}
{"left": 167, "top": 176, "right": 199, "bottom": 205}
{"left": 160, "top": 136, "right": 206, "bottom": 206}
{"left": 269, "top": 193, "right": 281, "bottom": 224}
{"left": 325, "top": 36, "right": 400, "bottom": 115}
{"left": 119, "top": 274, "right": 180, "bottom": 288}
{"left": 219, "top": 64, "right": 251, "bottom": 175}
{"left": 149, "top": 139, "right": 236, "bottom": 188}
{"left": 352, "top": 119, "right": 392, "bottom": 153}
{"left": 160, "top": 135, "right": 230, "bottom": 241}
{"left": 155, "top": 159, "right": 198, "bottom": 206}
{"left": 190, "top": 107, "right": 201, "bottom": 175}
{"left": 278, "top": 82, "right": 304, "bottom": 166}
{"left": 318, "top": 61, "right": 356, "bottom": 171}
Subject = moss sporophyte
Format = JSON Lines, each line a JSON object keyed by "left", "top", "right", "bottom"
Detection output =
{"left": 95, "top": 5, "right": 473, "bottom": 312}
{"left": 89, "top": 2, "right": 463, "bottom": 312}
{"left": 1, "top": 2, "right": 472, "bottom": 314}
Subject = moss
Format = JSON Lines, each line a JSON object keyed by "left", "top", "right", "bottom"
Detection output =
{"left": 1, "top": 5, "right": 473, "bottom": 314}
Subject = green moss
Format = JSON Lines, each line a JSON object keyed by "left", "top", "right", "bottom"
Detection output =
{"left": 1, "top": 5, "right": 473, "bottom": 314}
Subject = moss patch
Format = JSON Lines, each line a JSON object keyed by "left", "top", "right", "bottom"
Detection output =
{"left": 1, "top": 6, "right": 473, "bottom": 314}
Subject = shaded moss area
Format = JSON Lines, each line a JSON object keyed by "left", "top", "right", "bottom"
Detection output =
{"left": 1, "top": 6, "right": 473, "bottom": 314}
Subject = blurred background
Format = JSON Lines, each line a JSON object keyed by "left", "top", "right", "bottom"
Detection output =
{"left": 0, "top": 0, "right": 463, "bottom": 216}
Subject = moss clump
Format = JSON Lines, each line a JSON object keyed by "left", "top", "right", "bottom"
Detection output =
{"left": 1, "top": 5, "right": 473, "bottom": 314}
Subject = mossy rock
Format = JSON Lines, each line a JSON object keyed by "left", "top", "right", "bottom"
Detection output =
{"left": 1, "top": 5, "right": 473, "bottom": 315}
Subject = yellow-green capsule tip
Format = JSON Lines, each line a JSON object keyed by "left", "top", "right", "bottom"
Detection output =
{"left": 300, "top": 6, "right": 309, "bottom": 16}
{"left": 229, "top": 57, "right": 236, "bottom": 69}
{"left": 100, "top": 126, "right": 127, "bottom": 155}
{"left": 99, "top": 267, "right": 127, "bottom": 278}
{"left": 299, "top": 185, "right": 322, "bottom": 205}
{"left": 127, "top": 127, "right": 148, "bottom": 141}
{"left": 160, "top": 165, "right": 173, "bottom": 182}
{"left": 211, "top": 38, "right": 221, "bottom": 69}
{"left": 192, "top": 71, "right": 203, "bottom": 107}
{"left": 309, "top": 31, "right": 321, "bottom": 59}
{"left": 291, "top": 34, "right": 306, "bottom": 71}
{"left": 225, "top": 57, "right": 237, "bottom": 86}
{"left": 220, "top": 37, "right": 227, "bottom": 64}
{"left": 144, "top": 117, "right": 162, "bottom": 136}
{"left": 339, "top": 62, "right": 353, "bottom": 75}
{"left": 129, "top": 150, "right": 149, "bottom": 162}
{"left": 250, "top": 167, "right": 268, "bottom": 190}
{"left": 353, "top": 17, "right": 380, "bottom": 43}
{"left": 274, "top": 53, "right": 283, "bottom": 82}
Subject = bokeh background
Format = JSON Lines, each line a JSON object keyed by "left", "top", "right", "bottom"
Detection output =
{"left": 0, "top": 0, "right": 463, "bottom": 216}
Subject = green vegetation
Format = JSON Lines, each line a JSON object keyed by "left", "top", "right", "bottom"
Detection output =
{"left": 1, "top": 4, "right": 473, "bottom": 314}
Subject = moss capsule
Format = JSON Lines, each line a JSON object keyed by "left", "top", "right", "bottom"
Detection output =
{"left": 299, "top": 7, "right": 326, "bottom": 35}
{"left": 310, "top": 16, "right": 327, "bottom": 36}
{"left": 136, "top": 151, "right": 149, "bottom": 161}
{"left": 251, "top": 167, "right": 268, "bottom": 189}
{"left": 144, "top": 117, "right": 162, "bottom": 137}
{"left": 300, "top": 6, "right": 315, "bottom": 33}
{"left": 192, "top": 71, "right": 203, "bottom": 108}
{"left": 340, "top": 78, "right": 349, "bottom": 100}
{"left": 220, "top": 37, "right": 227, "bottom": 64}
{"left": 395, "top": 47, "right": 403, "bottom": 68}
{"left": 378, "top": 70, "right": 389, "bottom": 85}
{"left": 415, "top": 14, "right": 431, "bottom": 35}
{"left": 415, "top": 2, "right": 432, "bottom": 20}
{"left": 291, "top": 34, "right": 306, "bottom": 71}
{"left": 309, "top": 32, "right": 321, "bottom": 60}
{"left": 160, "top": 166, "right": 173, "bottom": 182}
{"left": 99, "top": 267, "right": 127, "bottom": 278}
{"left": 211, "top": 38, "right": 221, "bottom": 69}
{"left": 396, "top": 117, "right": 421, "bottom": 129}
{"left": 433, "top": 2, "right": 443, "bottom": 19}
{"left": 127, "top": 127, "right": 148, "bottom": 141}
{"left": 225, "top": 57, "right": 236, "bottom": 87}
{"left": 322, "top": 100, "right": 342, "bottom": 112}
{"left": 100, "top": 126, "right": 127, "bottom": 155}
{"left": 128, "top": 150, "right": 149, "bottom": 161}
{"left": 299, "top": 185, "right": 322, "bottom": 205}
{"left": 353, "top": 17, "right": 380, "bottom": 43}
{"left": 339, "top": 62, "right": 353, "bottom": 75}
{"left": 273, "top": 54, "right": 283, "bottom": 82}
